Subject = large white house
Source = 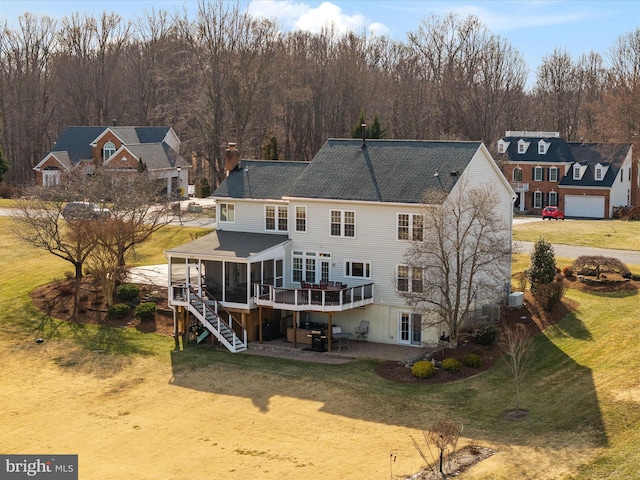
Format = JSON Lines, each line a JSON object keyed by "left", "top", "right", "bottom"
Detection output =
{"left": 166, "top": 138, "right": 515, "bottom": 353}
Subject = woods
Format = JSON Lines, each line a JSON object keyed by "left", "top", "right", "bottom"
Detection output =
{"left": 1, "top": 1, "right": 638, "bottom": 189}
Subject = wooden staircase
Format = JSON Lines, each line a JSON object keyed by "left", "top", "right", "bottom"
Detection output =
{"left": 186, "top": 288, "right": 247, "bottom": 353}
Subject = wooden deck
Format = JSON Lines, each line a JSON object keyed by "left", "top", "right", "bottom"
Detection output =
{"left": 255, "top": 283, "right": 374, "bottom": 312}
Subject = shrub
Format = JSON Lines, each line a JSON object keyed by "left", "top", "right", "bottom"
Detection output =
{"left": 534, "top": 280, "right": 566, "bottom": 312}
{"left": 442, "top": 358, "right": 461, "bottom": 372}
{"left": 528, "top": 238, "right": 556, "bottom": 293}
{"left": 117, "top": 284, "right": 140, "bottom": 302}
{"left": 562, "top": 265, "right": 574, "bottom": 278}
{"left": 463, "top": 354, "right": 482, "bottom": 368}
{"left": 475, "top": 324, "right": 498, "bottom": 345}
{"left": 64, "top": 271, "right": 74, "bottom": 280}
{"left": 570, "top": 256, "right": 631, "bottom": 278}
{"left": 411, "top": 360, "right": 436, "bottom": 379}
{"left": 134, "top": 302, "right": 156, "bottom": 321}
{"left": 108, "top": 303, "right": 130, "bottom": 319}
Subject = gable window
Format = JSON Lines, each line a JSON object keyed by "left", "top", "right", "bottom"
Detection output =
{"left": 534, "top": 166, "right": 544, "bottom": 181}
{"left": 103, "top": 141, "right": 116, "bottom": 160}
{"left": 219, "top": 203, "right": 235, "bottom": 223}
{"left": 330, "top": 210, "right": 355, "bottom": 237}
{"left": 345, "top": 260, "right": 371, "bottom": 279}
{"left": 549, "top": 167, "right": 558, "bottom": 182}
{"left": 573, "top": 164, "right": 581, "bottom": 180}
{"left": 295, "top": 206, "right": 307, "bottom": 232}
{"left": 513, "top": 167, "right": 523, "bottom": 182}
{"left": 548, "top": 191, "right": 558, "bottom": 206}
{"left": 517, "top": 139, "right": 530, "bottom": 154}
{"left": 397, "top": 213, "right": 424, "bottom": 241}
{"left": 42, "top": 169, "right": 60, "bottom": 186}
{"left": 533, "top": 191, "right": 543, "bottom": 209}
{"left": 595, "top": 166, "right": 603, "bottom": 181}
{"left": 397, "top": 265, "right": 422, "bottom": 293}
{"left": 265, "top": 205, "right": 287, "bottom": 232}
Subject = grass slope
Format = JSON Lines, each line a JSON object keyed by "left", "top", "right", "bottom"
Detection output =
{"left": 1, "top": 217, "right": 639, "bottom": 478}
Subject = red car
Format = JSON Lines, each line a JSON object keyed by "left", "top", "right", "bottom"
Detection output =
{"left": 542, "top": 206, "right": 565, "bottom": 220}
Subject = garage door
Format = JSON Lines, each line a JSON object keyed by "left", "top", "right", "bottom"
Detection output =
{"left": 564, "top": 195, "right": 605, "bottom": 218}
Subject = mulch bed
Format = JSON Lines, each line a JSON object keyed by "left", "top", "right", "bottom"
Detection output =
{"left": 30, "top": 276, "right": 175, "bottom": 336}
{"left": 374, "top": 274, "right": 638, "bottom": 385}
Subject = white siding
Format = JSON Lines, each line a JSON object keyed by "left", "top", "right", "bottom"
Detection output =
{"left": 610, "top": 153, "right": 633, "bottom": 212}
{"left": 216, "top": 198, "right": 288, "bottom": 234}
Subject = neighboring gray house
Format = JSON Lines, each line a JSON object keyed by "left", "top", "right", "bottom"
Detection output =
{"left": 34, "top": 126, "right": 190, "bottom": 195}
{"left": 497, "top": 131, "right": 636, "bottom": 218}
{"left": 166, "top": 139, "right": 515, "bottom": 353}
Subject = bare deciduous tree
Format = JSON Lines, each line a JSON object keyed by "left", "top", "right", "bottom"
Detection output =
{"left": 498, "top": 322, "right": 535, "bottom": 415}
{"left": 400, "top": 182, "right": 512, "bottom": 347}
{"left": 411, "top": 418, "right": 463, "bottom": 479}
{"left": 12, "top": 187, "right": 100, "bottom": 314}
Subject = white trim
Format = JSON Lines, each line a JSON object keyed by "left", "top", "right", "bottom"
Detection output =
{"left": 344, "top": 259, "right": 371, "bottom": 279}
{"left": 218, "top": 202, "right": 235, "bottom": 223}
{"left": 329, "top": 209, "right": 356, "bottom": 238}
{"left": 294, "top": 205, "right": 307, "bottom": 233}
{"left": 264, "top": 204, "right": 288, "bottom": 233}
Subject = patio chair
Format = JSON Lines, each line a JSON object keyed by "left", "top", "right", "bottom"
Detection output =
{"left": 355, "top": 320, "right": 369, "bottom": 342}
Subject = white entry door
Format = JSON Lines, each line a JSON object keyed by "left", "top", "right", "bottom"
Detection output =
{"left": 398, "top": 312, "right": 422, "bottom": 346}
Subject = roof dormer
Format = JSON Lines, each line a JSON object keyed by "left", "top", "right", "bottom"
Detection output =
{"left": 497, "top": 139, "right": 510, "bottom": 154}
{"left": 572, "top": 162, "right": 586, "bottom": 180}
{"left": 594, "top": 163, "right": 609, "bottom": 181}
{"left": 538, "top": 139, "right": 550, "bottom": 154}
{"left": 517, "top": 139, "right": 530, "bottom": 154}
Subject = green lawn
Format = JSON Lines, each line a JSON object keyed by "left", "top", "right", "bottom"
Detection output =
{"left": 1, "top": 216, "right": 640, "bottom": 478}
{"left": 513, "top": 219, "right": 639, "bottom": 251}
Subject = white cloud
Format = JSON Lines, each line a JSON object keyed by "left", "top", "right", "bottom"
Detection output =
{"left": 246, "top": 0, "right": 389, "bottom": 36}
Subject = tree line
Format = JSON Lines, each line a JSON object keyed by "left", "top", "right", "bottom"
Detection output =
{"left": 1, "top": 0, "right": 638, "bottom": 189}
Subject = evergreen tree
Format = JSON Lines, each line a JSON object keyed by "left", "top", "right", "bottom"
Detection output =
{"left": 368, "top": 113, "right": 386, "bottom": 139}
{"left": 528, "top": 237, "right": 556, "bottom": 293}
{"left": 351, "top": 111, "right": 386, "bottom": 139}
{"left": 351, "top": 111, "right": 368, "bottom": 138}
{"left": 261, "top": 132, "right": 280, "bottom": 160}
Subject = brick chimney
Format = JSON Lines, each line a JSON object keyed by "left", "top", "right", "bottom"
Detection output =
{"left": 224, "top": 142, "right": 240, "bottom": 176}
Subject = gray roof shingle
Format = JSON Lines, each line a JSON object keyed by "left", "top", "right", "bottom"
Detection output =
{"left": 48, "top": 126, "right": 187, "bottom": 170}
{"left": 288, "top": 139, "right": 481, "bottom": 203}
{"left": 213, "top": 160, "right": 309, "bottom": 200}
{"left": 165, "top": 230, "right": 290, "bottom": 259}
{"left": 212, "top": 139, "right": 481, "bottom": 204}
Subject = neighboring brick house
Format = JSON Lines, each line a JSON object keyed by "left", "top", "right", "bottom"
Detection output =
{"left": 496, "top": 131, "right": 636, "bottom": 219}
{"left": 165, "top": 139, "right": 515, "bottom": 353}
{"left": 33, "top": 126, "right": 190, "bottom": 195}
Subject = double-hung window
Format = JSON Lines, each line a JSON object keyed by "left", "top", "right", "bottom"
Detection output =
{"left": 330, "top": 210, "right": 355, "bottom": 237}
{"left": 534, "top": 166, "right": 543, "bottom": 181}
{"left": 548, "top": 191, "right": 558, "bottom": 206}
{"left": 533, "top": 191, "right": 543, "bottom": 209}
{"left": 549, "top": 167, "right": 558, "bottom": 182}
{"left": 397, "top": 213, "right": 424, "bottom": 241}
{"left": 397, "top": 265, "right": 423, "bottom": 293}
{"left": 219, "top": 203, "right": 235, "bottom": 222}
{"left": 295, "top": 206, "right": 307, "bottom": 232}
{"left": 513, "top": 167, "right": 523, "bottom": 182}
{"left": 265, "top": 205, "right": 288, "bottom": 232}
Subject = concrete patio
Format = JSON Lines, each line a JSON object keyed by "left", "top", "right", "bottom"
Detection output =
{"left": 243, "top": 337, "right": 430, "bottom": 364}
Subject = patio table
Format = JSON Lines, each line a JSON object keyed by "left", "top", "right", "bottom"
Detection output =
{"left": 333, "top": 332, "right": 353, "bottom": 351}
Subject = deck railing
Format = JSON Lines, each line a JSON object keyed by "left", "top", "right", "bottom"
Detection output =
{"left": 255, "top": 283, "right": 374, "bottom": 311}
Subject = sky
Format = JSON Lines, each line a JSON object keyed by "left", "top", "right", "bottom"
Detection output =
{"left": 1, "top": 0, "right": 639, "bottom": 87}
